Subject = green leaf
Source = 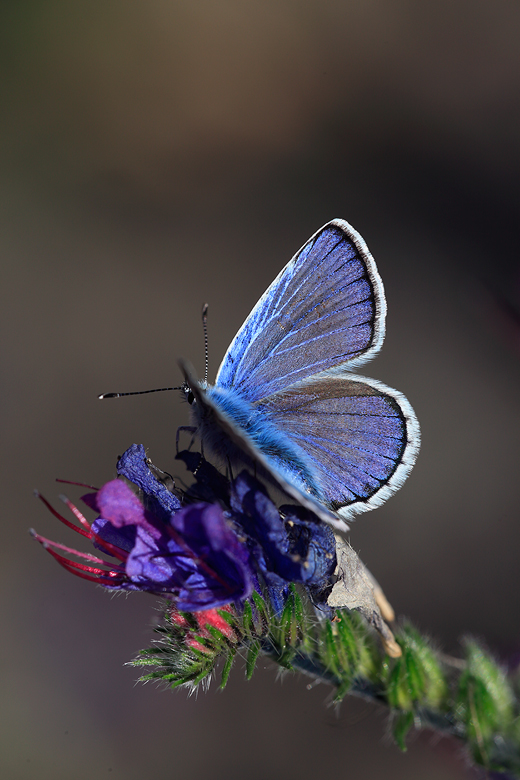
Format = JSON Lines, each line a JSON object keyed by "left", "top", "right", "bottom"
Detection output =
{"left": 217, "top": 609, "right": 238, "bottom": 629}
{"left": 386, "top": 625, "right": 450, "bottom": 713}
{"left": 334, "top": 677, "right": 352, "bottom": 703}
{"left": 336, "top": 611, "right": 359, "bottom": 670}
{"left": 280, "top": 595, "right": 294, "bottom": 649}
{"left": 402, "top": 625, "right": 448, "bottom": 709}
{"left": 276, "top": 647, "right": 295, "bottom": 670}
{"left": 456, "top": 641, "right": 515, "bottom": 765}
{"left": 242, "top": 600, "right": 254, "bottom": 637}
{"left": 290, "top": 584, "right": 304, "bottom": 625}
{"left": 251, "top": 591, "right": 270, "bottom": 634}
{"left": 206, "top": 625, "right": 230, "bottom": 646}
{"left": 220, "top": 651, "right": 235, "bottom": 690}
{"left": 393, "top": 711, "right": 414, "bottom": 752}
{"left": 246, "top": 641, "right": 261, "bottom": 680}
{"left": 321, "top": 620, "right": 341, "bottom": 678}
{"left": 466, "top": 642, "right": 514, "bottom": 727}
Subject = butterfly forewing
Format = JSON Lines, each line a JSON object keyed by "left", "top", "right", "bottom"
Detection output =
{"left": 215, "top": 220, "right": 386, "bottom": 403}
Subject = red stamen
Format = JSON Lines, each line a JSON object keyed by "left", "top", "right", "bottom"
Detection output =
{"left": 59, "top": 495, "right": 92, "bottom": 533}
{"left": 52, "top": 556, "right": 126, "bottom": 585}
{"left": 46, "top": 547, "right": 114, "bottom": 576}
{"left": 31, "top": 531, "right": 109, "bottom": 565}
{"left": 39, "top": 543, "right": 127, "bottom": 585}
{"left": 34, "top": 492, "right": 90, "bottom": 539}
{"left": 56, "top": 478, "right": 99, "bottom": 490}
{"left": 35, "top": 490, "right": 128, "bottom": 563}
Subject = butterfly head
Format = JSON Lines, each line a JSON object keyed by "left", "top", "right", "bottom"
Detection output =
{"left": 182, "top": 382, "right": 195, "bottom": 406}
{"left": 182, "top": 377, "right": 208, "bottom": 407}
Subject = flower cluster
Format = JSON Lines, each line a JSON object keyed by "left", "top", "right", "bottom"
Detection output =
{"left": 32, "top": 443, "right": 337, "bottom": 615}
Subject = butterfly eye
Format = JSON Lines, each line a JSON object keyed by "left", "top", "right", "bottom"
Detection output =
{"left": 187, "top": 391, "right": 195, "bottom": 405}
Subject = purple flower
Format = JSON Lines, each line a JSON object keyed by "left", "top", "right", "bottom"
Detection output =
{"left": 33, "top": 443, "right": 337, "bottom": 614}
{"left": 33, "top": 445, "right": 253, "bottom": 610}
{"left": 91, "top": 479, "right": 253, "bottom": 610}
{"left": 180, "top": 450, "right": 337, "bottom": 612}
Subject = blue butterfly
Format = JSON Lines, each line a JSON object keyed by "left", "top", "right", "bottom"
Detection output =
{"left": 181, "top": 219, "right": 420, "bottom": 531}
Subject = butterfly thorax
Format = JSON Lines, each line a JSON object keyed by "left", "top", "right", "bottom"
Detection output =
{"left": 192, "top": 384, "right": 323, "bottom": 499}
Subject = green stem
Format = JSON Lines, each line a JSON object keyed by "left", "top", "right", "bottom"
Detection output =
{"left": 131, "top": 597, "right": 520, "bottom": 777}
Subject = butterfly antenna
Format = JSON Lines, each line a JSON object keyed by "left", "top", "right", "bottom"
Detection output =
{"left": 99, "top": 386, "right": 182, "bottom": 400}
{"left": 202, "top": 302, "right": 209, "bottom": 384}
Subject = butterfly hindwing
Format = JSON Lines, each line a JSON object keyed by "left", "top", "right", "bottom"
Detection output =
{"left": 254, "top": 373, "right": 420, "bottom": 521}
{"left": 215, "top": 220, "right": 386, "bottom": 403}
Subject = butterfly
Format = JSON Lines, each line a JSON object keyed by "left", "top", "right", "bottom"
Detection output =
{"left": 180, "top": 219, "right": 420, "bottom": 531}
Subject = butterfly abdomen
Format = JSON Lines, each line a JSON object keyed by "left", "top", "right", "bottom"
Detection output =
{"left": 199, "top": 385, "right": 323, "bottom": 498}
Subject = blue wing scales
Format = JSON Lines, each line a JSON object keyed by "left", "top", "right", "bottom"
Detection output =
{"left": 254, "top": 373, "right": 420, "bottom": 521}
{"left": 215, "top": 220, "right": 386, "bottom": 403}
{"left": 189, "top": 219, "right": 420, "bottom": 525}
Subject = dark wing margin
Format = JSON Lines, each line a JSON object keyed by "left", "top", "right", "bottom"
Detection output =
{"left": 254, "top": 372, "right": 420, "bottom": 522}
{"left": 215, "top": 219, "right": 386, "bottom": 403}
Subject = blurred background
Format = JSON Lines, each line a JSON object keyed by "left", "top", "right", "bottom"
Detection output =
{"left": 2, "top": 2, "right": 520, "bottom": 778}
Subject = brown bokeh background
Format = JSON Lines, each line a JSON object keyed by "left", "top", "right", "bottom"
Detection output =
{"left": 2, "top": 2, "right": 520, "bottom": 779}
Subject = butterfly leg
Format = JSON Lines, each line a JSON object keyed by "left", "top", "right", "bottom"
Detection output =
{"left": 175, "top": 426, "right": 198, "bottom": 454}
{"left": 225, "top": 455, "right": 234, "bottom": 482}
{"left": 144, "top": 457, "right": 177, "bottom": 494}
